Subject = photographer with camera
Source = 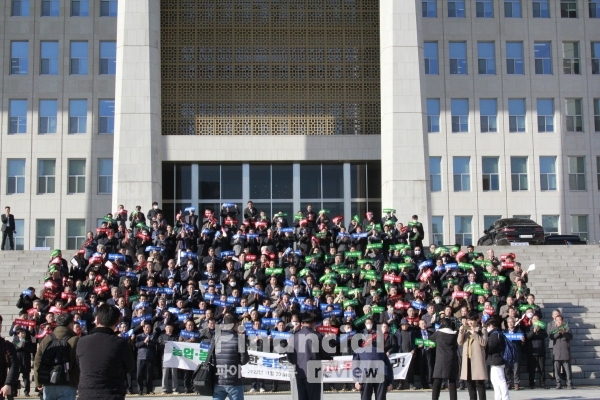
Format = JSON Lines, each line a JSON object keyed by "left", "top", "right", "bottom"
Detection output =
{"left": 457, "top": 311, "right": 488, "bottom": 400}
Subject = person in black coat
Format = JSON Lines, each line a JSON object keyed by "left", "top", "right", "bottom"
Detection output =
{"left": 135, "top": 321, "right": 158, "bottom": 395}
{"left": 1, "top": 206, "right": 15, "bottom": 250}
{"left": 394, "top": 319, "right": 417, "bottom": 390}
{"left": 429, "top": 318, "right": 458, "bottom": 400}
{"left": 525, "top": 316, "right": 547, "bottom": 389}
{"left": 416, "top": 319, "right": 435, "bottom": 389}
{"left": 12, "top": 328, "right": 35, "bottom": 397}
{"left": 353, "top": 338, "right": 394, "bottom": 400}
{"left": 485, "top": 318, "right": 509, "bottom": 400}
{"left": 76, "top": 304, "right": 135, "bottom": 400}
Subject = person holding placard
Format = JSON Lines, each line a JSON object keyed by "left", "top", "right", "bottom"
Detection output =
{"left": 549, "top": 315, "right": 573, "bottom": 389}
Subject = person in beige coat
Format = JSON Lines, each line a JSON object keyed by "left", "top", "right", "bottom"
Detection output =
{"left": 457, "top": 311, "right": 488, "bottom": 400}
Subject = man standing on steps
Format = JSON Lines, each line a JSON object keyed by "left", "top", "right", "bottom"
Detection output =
{"left": 549, "top": 315, "right": 574, "bottom": 390}
{"left": 1, "top": 207, "right": 15, "bottom": 251}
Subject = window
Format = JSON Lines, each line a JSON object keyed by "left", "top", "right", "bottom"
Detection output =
{"left": 511, "top": 157, "right": 528, "bottom": 191}
{"left": 537, "top": 99, "right": 554, "bottom": 132}
{"left": 36, "top": 220, "right": 55, "bottom": 248}
{"left": 424, "top": 42, "right": 439, "bottom": 75}
{"left": 100, "top": 0, "right": 118, "bottom": 16}
{"left": 39, "top": 100, "right": 57, "bottom": 134}
{"left": 71, "top": 0, "right": 89, "bottom": 16}
{"left": 455, "top": 216, "right": 473, "bottom": 245}
{"left": 98, "top": 158, "right": 113, "bottom": 194}
{"left": 99, "top": 41, "right": 116, "bottom": 75}
{"left": 69, "top": 100, "right": 87, "bottom": 134}
{"left": 591, "top": 42, "right": 600, "bottom": 74}
{"left": 504, "top": 0, "right": 522, "bottom": 17}
{"left": 70, "top": 41, "right": 88, "bottom": 75}
{"left": 477, "top": 42, "right": 496, "bottom": 74}
{"left": 10, "top": 41, "right": 28, "bottom": 75}
{"left": 566, "top": 99, "right": 583, "bottom": 132}
{"left": 99, "top": 100, "right": 115, "bottom": 134}
{"left": 9, "top": 100, "right": 27, "bottom": 134}
{"left": 594, "top": 99, "right": 600, "bottom": 132}
{"left": 68, "top": 160, "right": 86, "bottom": 194}
{"left": 40, "top": 41, "right": 58, "bottom": 75}
{"left": 534, "top": 42, "right": 552, "bottom": 75}
{"left": 561, "top": 0, "right": 578, "bottom": 17}
{"left": 563, "top": 42, "right": 580, "bottom": 74}
{"left": 449, "top": 42, "right": 467, "bottom": 75}
{"left": 430, "top": 157, "right": 442, "bottom": 192}
{"left": 38, "top": 159, "right": 56, "bottom": 194}
{"left": 484, "top": 215, "right": 502, "bottom": 229}
{"left": 448, "top": 0, "right": 466, "bottom": 17}
{"left": 513, "top": 215, "right": 530, "bottom": 219}
{"left": 12, "top": 0, "right": 30, "bottom": 16}
{"left": 422, "top": 0, "right": 437, "bottom": 17}
{"left": 508, "top": 99, "right": 526, "bottom": 132}
{"left": 427, "top": 99, "right": 440, "bottom": 133}
{"left": 540, "top": 156, "right": 557, "bottom": 191}
{"left": 431, "top": 216, "right": 444, "bottom": 245}
{"left": 568, "top": 156, "right": 586, "bottom": 190}
{"left": 597, "top": 156, "right": 600, "bottom": 189}
{"left": 591, "top": 0, "right": 600, "bottom": 17}
{"left": 451, "top": 99, "right": 469, "bottom": 132}
{"left": 7, "top": 159, "right": 26, "bottom": 195}
{"left": 480, "top": 99, "right": 497, "bottom": 132}
{"left": 482, "top": 157, "right": 500, "bottom": 191}
{"left": 41, "top": 0, "right": 59, "bottom": 16}
{"left": 506, "top": 42, "right": 524, "bottom": 75}
{"left": 571, "top": 215, "right": 588, "bottom": 241}
{"left": 453, "top": 157, "right": 471, "bottom": 191}
{"left": 67, "top": 220, "right": 86, "bottom": 249}
{"left": 533, "top": 0, "right": 550, "bottom": 17}
{"left": 476, "top": 0, "right": 494, "bottom": 17}
{"left": 7, "top": 220, "right": 24, "bottom": 250}
{"left": 542, "top": 215, "right": 559, "bottom": 234}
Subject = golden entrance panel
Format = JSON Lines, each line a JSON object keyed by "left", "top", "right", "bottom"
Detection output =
{"left": 161, "top": 0, "right": 380, "bottom": 136}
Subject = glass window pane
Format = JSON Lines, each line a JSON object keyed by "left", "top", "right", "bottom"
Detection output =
{"left": 477, "top": 42, "right": 494, "bottom": 58}
{"left": 221, "top": 165, "right": 242, "bottom": 199}
{"left": 162, "top": 163, "right": 175, "bottom": 200}
{"left": 100, "top": 41, "right": 116, "bottom": 58}
{"left": 542, "top": 215, "right": 559, "bottom": 234}
{"left": 67, "top": 219, "right": 85, "bottom": 237}
{"left": 424, "top": 42, "right": 438, "bottom": 58}
{"left": 367, "top": 162, "right": 381, "bottom": 199}
{"left": 509, "top": 99, "right": 525, "bottom": 115}
{"left": 69, "top": 160, "right": 85, "bottom": 175}
{"left": 69, "top": 99, "right": 87, "bottom": 116}
{"left": 37, "top": 219, "right": 55, "bottom": 237}
{"left": 482, "top": 157, "right": 498, "bottom": 173}
{"left": 480, "top": 99, "right": 497, "bottom": 115}
{"left": 352, "top": 201, "right": 366, "bottom": 221}
{"left": 271, "top": 203, "right": 294, "bottom": 222}
{"left": 427, "top": 99, "right": 440, "bottom": 115}
{"left": 453, "top": 157, "right": 470, "bottom": 174}
{"left": 99, "top": 100, "right": 114, "bottom": 117}
{"left": 449, "top": 42, "right": 466, "bottom": 58}
{"left": 250, "top": 164, "right": 271, "bottom": 199}
{"left": 271, "top": 164, "right": 293, "bottom": 199}
{"left": 39, "top": 159, "right": 55, "bottom": 175}
{"left": 198, "top": 165, "right": 220, "bottom": 199}
{"left": 511, "top": 157, "right": 527, "bottom": 173}
{"left": 8, "top": 159, "right": 25, "bottom": 176}
{"left": 322, "top": 164, "right": 344, "bottom": 198}
{"left": 98, "top": 159, "right": 112, "bottom": 175}
{"left": 175, "top": 164, "right": 191, "bottom": 199}
{"left": 539, "top": 156, "right": 556, "bottom": 173}
{"left": 323, "top": 202, "right": 344, "bottom": 220}
{"left": 300, "top": 164, "right": 321, "bottom": 198}
{"left": 506, "top": 42, "right": 523, "bottom": 58}
{"left": 429, "top": 157, "right": 441, "bottom": 174}
{"left": 537, "top": 99, "right": 553, "bottom": 115}
{"left": 351, "top": 164, "right": 367, "bottom": 198}
{"left": 451, "top": 99, "right": 468, "bottom": 115}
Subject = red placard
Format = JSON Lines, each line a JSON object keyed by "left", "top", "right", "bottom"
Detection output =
{"left": 27, "top": 308, "right": 39, "bottom": 316}
{"left": 49, "top": 306, "right": 66, "bottom": 315}
{"left": 245, "top": 254, "right": 257, "bottom": 261}
{"left": 42, "top": 291, "right": 57, "bottom": 301}
{"left": 500, "top": 253, "right": 516, "bottom": 261}
{"left": 332, "top": 216, "right": 343, "bottom": 224}
{"left": 452, "top": 291, "right": 470, "bottom": 299}
{"left": 224, "top": 219, "right": 238, "bottom": 226}
{"left": 501, "top": 262, "right": 515, "bottom": 269}
{"left": 384, "top": 274, "right": 402, "bottom": 283}
{"left": 96, "top": 228, "right": 112, "bottom": 235}
{"left": 394, "top": 301, "right": 410, "bottom": 310}
{"left": 67, "top": 305, "right": 89, "bottom": 313}
{"left": 89, "top": 255, "right": 103, "bottom": 264}
{"left": 135, "top": 261, "right": 148, "bottom": 272}
{"left": 94, "top": 285, "right": 109, "bottom": 294}
{"left": 405, "top": 317, "right": 420, "bottom": 324}
{"left": 419, "top": 269, "right": 432, "bottom": 282}
{"left": 14, "top": 319, "right": 36, "bottom": 327}
{"left": 60, "top": 292, "right": 77, "bottom": 300}
{"left": 299, "top": 219, "right": 308, "bottom": 227}
{"left": 317, "top": 326, "right": 339, "bottom": 335}
{"left": 44, "top": 281, "right": 58, "bottom": 291}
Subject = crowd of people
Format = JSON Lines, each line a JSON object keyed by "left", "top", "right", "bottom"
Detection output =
{"left": 7, "top": 201, "right": 575, "bottom": 398}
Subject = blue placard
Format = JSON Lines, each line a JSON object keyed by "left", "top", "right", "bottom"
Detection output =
{"left": 243, "top": 322, "right": 253, "bottom": 330}
{"left": 337, "top": 232, "right": 350, "bottom": 238}
{"left": 280, "top": 227, "right": 295, "bottom": 233}
{"left": 246, "top": 234, "right": 259, "bottom": 239}
{"left": 322, "top": 310, "right": 343, "bottom": 318}
{"left": 246, "top": 329, "right": 268, "bottom": 337}
{"left": 21, "top": 290, "right": 32, "bottom": 296}
{"left": 204, "top": 293, "right": 215, "bottom": 301}
{"left": 121, "top": 329, "right": 134, "bottom": 338}
{"left": 445, "top": 263, "right": 459, "bottom": 271}
{"left": 179, "top": 331, "right": 200, "bottom": 339}
{"left": 257, "top": 305, "right": 271, "bottom": 314}
{"left": 340, "top": 331, "right": 356, "bottom": 343}
{"left": 132, "top": 315, "right": 152, "bottom": 325}
{"left": 191, "top": 309, "right": 205, "bottom": 315}
{"left": 213, "top": 300, "right": 228, "bottom": 307}
{"left": 351, "top": 233, "right": 368, "bottom": 239}
{"left": 270, "top": 331, "right": 292, "bottom": 339}
{"left": 168, "top": 307, "right": 180, "bottom": 314}
{"left": 134, "top": 302, "right": 149, "bottom": 310}
{"left": 220, "top": 250, "right": 235, "bottom": 257}
{"left": 201, "top": 229, "right": 211, "bottom": 235}
{"left": 177, "top": 314, "right": 192, "bottom": 322}
{"left": 504, "top": 332, "right": 524, "bottom": 341}
{"left": 320, "top": 303, "right": 341, "bottom": 311}
{"left": 157, "top": 287, "right": 174, "bottom": 295}
{"left": 233, "top": 234, "right": 246, "bottom": 240}
{"left": 222, "top": 203, "right": 236, "bottom": 208}
{"left": 185, "top": 207, "right": 196, "bottom": 213}
{"left": 145, "top": 246, "right": 164, "bottom": 253}
{"left": 77, "top": 320, "right": 87, "bottom": 327}
{"left": 434, "top": 265, "right": 446, "bottom": 273}
{"left": 182, "top": 252, "right": 198, "bottom": 260}
{"left": 411, "top": 301, "right": 427, "bottom": 310}
{"left": 300, "top": 304, "right": 315, "bottom": 311}
{"left": 199, "top": 342, "right": 211, "bottom": 350}
{"left": 418, "top": 260, "right": 433, "bottom": 270}
{"left": 140, "top": 286, "right": 158, "bottom": 293}
{"left": 108, "top": 254, "right": 126, "bottom": 262}
{"left": 344, "top": 311, "right": 356, "bottom": 319}
{"left": 284, "top": 279, "right": 294, "bottom": 287}
{"left": 261, "top": 318, "right": 281, "bottom": 327}
{"left": 236, "top": 307, "right": 252, "bottom": 314}
{"left": 118, "top": 271, "right": 137, "bottom": 278}
{"left": 227, "top": 296, "right": 240, "bottom": 305}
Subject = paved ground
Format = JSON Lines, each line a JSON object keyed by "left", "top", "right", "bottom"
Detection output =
{"left": 67, "top": 387, "right": 600, "bottom": 400}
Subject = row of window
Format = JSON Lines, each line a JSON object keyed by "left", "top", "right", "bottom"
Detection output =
{"left": 11, "top": 0, "right": 117, "bottom": 17}
{"left": 431, "top": 214, "right": 591, "bottom": 246}
{"left": 422, "top": 0, "right": 600, "bottom": 19}
{"left": 426, "top": 98, "right": 600, "bottom": 133}
{"left": 10, "top": 41, "right": 116, "bottom": 76}
{"left": 6, "top": 158, "right": 113, "bottom": 195}
{"left": 424, "top": 41, "right": 600, "bottom": 76}
{"left": 429, "top": 156, "right": 595, "bottom": 192}
{"left": 6, "top": 99, "right": 114, "bottom": 135}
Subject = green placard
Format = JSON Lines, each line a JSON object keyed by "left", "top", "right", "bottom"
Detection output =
{"left": 345, "top": 251, "right": 361, "bottom": 257}
{"left": 265, "top": 268, "right": 283, "bottom": 275}
{"left": 371, "top": 305, "right": 384, "bottom": 313}
{"left": 367, "top": 243, "right": 383, "bottom": 249}
{"left": 343, "top": 299, "right": 359, "bottom": 308}
{"left": 404, "top": 281, "right": 418, "bottom": 289}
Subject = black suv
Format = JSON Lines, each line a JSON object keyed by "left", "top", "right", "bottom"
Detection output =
{"left": 477, "top": 218, "right": 545, "bottom": 246}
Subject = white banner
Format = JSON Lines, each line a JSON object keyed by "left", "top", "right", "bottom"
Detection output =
{"left": 163, "top": 345, "right": 413, "bottom": 382}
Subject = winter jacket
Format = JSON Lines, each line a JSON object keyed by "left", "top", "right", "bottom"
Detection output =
{"left": 33, "top": 326, "right": 80, "bottom": 388}
{"left": 485, "top": 329, "right": 505, "bottom": 366}
{"left": 430, "top": 328, "right": 459, "bottom": 379}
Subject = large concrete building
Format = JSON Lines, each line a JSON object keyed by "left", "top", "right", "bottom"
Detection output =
{"left": 0, "top": 0, "right": 599, "bottom": 250}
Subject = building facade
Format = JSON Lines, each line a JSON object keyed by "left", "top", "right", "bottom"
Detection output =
{"left": 0, "top": 0, "right": 599, "bottom": 250}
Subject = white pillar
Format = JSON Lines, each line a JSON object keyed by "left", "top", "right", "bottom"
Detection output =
{"left": 380, "top": 0, "right": 431, "bottom": 232}
{"left": 112, "top": 0, "right": 162, "bottom": 210}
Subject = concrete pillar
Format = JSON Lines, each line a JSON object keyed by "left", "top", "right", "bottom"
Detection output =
{"left": 380, "top": 0, "right": 431, "bottom": 235}
{"left": 112, "top": 0, "right": 162, "bottom": 210}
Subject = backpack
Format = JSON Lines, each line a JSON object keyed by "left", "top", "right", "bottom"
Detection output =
{"left": 192, "top": 338, "right": 216, "bottom": 396}
{"left": 36, "top": 334, "right": 73, "bottom": 386}
{"left": 495, "top": 332, "right": 517, "bottom": 368}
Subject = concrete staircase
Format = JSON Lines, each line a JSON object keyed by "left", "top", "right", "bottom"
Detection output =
{"left": 474, "top": 245, "right": 600, "bottom": 386}
{"left": 0, "top": 248, "right": 598, "bottom": 388}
